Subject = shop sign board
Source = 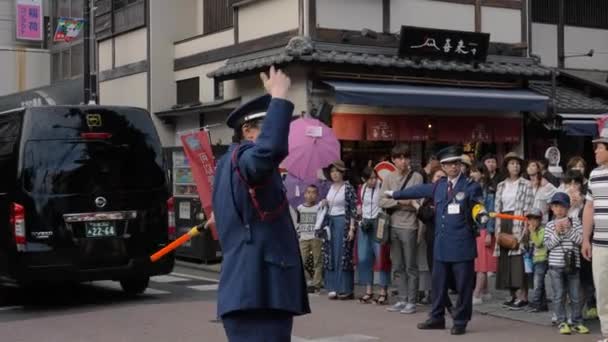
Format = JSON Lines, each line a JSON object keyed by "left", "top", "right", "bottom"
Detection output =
{"left": 398, "top": 26, "right": 490, "bottom": 63}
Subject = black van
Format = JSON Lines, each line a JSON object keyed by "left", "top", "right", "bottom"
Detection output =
{"left": 0, "top": 105, "right": 174, "bottom": 294}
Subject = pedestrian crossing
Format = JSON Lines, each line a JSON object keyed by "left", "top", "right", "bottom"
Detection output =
{"left": 92, "top": 272, "right": 220, "bottom": 296}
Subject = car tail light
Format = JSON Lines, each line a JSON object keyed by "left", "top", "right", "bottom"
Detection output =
{"left": 10, "top": 203, "right": 26, "bottom": 251}
{"left": 81, "top": 132, "right": 112, "bottom": 140}
{"left": 167, "top": 197, "right": 176, "bottom": 240}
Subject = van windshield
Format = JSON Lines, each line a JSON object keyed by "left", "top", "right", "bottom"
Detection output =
{"left": 21, "top": 107, "right": 165, "bottom": 195}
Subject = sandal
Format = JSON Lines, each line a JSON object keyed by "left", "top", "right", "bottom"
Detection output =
{"left": 358, "top": 293, "right": 374, "bottom": 304}
{"left": 374, "top": 294, "right": 388, "bottom": 305}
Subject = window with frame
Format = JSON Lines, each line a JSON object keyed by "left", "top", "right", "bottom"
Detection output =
{"left": 94, "top": 0, "right": 146, "bottom": 40}
{"left": 203, "top": 0, "right": 233, "bottom": 35}
{"left": 176, "top": 78, "right": 200, "bottom": 105}
{"left": 51, "top": 44, "right": 85, "bottom": 82}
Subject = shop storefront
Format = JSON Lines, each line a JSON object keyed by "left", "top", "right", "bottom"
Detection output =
{"left": 325, "top": 81, "right": 547, "bottom": 170}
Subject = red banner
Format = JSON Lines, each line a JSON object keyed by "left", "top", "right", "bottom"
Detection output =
{"left": 180, "top": 131, "right": 218, "bottom": 240}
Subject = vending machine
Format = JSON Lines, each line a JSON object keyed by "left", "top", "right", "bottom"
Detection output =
{"left": 167, "top": 147, "right": 221, "bottom": 263}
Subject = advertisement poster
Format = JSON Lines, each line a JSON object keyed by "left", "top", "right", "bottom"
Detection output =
{"left": 16, "top": 0, "right": 43, "bottom": 41}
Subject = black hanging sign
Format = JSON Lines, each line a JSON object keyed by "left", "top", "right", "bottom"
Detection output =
{"left": 398, "top": 26, "right": 490, "bottom": 63}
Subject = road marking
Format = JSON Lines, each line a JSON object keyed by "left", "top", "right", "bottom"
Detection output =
{"left": 93, "top": 281, "right": 170, "bottom": 295}
{"left": 292, "top": 335, "right": 379, "bottom": 341}
{"left": 187, "top": 284, "right": 219, "bottom": 291}
{"left": 0, "top": 306, "right": 22, "bottom": 312}
{"left": 170, "top": 272, "right": 219, "bottom": 283}
{"left": 150, "top": 275, "right": 190, "bottom": 283}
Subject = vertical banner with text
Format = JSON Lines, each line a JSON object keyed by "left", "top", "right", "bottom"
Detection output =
{"left": 16, "top": 0, "right": 43, "bottom": 41}
{"left": 180, "top": 131, "right": 218, "bottom": 240}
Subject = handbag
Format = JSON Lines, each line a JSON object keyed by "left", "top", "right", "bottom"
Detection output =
{"left": 374, "top": 211, "right": 391, "bottom": 244}
{"left": 497, "top": 232, "right": 519, "bottom": 250}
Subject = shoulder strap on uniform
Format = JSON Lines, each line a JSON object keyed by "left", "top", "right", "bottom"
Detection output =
{"left": 230, "top": 144, "right": 288, "bottom": 222}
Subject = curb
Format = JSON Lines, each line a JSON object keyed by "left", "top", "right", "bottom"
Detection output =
{"left": 175, "top": 260, "right": 221, "bottom": 273}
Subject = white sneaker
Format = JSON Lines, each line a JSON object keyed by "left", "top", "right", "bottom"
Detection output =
{"left": 400, "top": 303, "right": 417, "bottom": 314}
{"left": 387, "top": 301, "right": 407, "bottom": 312}
{"left": 473, "top": 297, "right": 483, "bottom": 305}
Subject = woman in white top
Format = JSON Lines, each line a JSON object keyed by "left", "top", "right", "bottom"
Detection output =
{"left": 356, "top": 167, "right": 390, "bottom": 305}
{"left": 527, "top": 160, "right": 557, "bottom": 224}
{"left": 321, "top": 160, "right": 357, "bottom": 300}
{"left": 494, "top": 152, "right": 534, "bottom": 310}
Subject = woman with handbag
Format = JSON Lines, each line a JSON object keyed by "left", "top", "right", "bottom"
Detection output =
{"left": 321, "top": 160, "right": 357, "bottom": 300}
{"left": 494, "top": 152, "right": 534, "bottom": 310}
{"left": 355, "top": 167, "right": 390, "bottom": 305}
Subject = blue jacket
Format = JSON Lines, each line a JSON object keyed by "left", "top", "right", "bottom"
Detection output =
{"left": 393, "top": 175, "right": 483, "bottom": 262}
{"left": 212, "top": 98, "right": 310, "bottom": 318}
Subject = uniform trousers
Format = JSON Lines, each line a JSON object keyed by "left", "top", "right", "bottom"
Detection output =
{"left": 222, "top": 309, "right": 294, "bottom": 342}
{"left": 430, "top": 260, "right": 475, "bottom": 327}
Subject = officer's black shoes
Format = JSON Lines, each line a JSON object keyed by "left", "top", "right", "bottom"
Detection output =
{"left": 450, "top": 326, "right": 467, "bottom": 335}
{"left": 337, "top": 293, "right": 354, "bottom": 300}
{"left": 417, "top": 319, "right": 446, "bottom": 330}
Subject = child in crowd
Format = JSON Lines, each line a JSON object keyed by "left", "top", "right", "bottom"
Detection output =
{"left": 544, "top": 192, "right": 589, "bottom": 335}
{"left": 296, "top": 185, "right": 324, "bottom": 293}
{"left": 526, "top": 208, "right": 548, "bottom": 313}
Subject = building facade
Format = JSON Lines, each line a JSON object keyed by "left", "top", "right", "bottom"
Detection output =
{"left": 93, "top": 0, "right": 608, "bottom": 167}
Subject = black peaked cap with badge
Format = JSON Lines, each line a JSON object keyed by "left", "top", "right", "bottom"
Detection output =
{"left": 226, "top": 94, "right": 272, "bottom": 129}
{"left": 437, "top": 145, "right": 464, "bottom": 164}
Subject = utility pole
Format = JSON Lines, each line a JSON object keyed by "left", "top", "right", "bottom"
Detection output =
{"left": 83, "top": 0, "right": 91, "bottom": 104}
{"left": 557, "top": 0, "right": 565, "bottom": 68}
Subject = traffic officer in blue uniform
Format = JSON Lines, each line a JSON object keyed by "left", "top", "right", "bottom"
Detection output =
{"left": 206, "top": 66, "right": 310, "bottom": 341}
{"left": 385, "top": 145, "right": 487, "bottom": 335}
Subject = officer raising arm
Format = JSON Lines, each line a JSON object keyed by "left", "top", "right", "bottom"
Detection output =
{"left": 385, "top": 145, "right": 486, "bottom": 336}
{"left": 209, "top": 66, "right": 311, "bottom": 342}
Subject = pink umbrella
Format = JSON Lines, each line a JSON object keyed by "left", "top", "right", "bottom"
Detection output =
{"left": 281, "top": 117, "right": 340, "bottom": 182}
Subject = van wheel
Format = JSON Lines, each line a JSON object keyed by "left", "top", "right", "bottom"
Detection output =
{"left": 119, "top": 276, "right": 149, "bottom": 295}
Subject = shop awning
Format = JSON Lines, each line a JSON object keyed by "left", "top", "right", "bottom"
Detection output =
{"left": 331, "top": 113, "right": 521, "bottom": 143}
{"left": 326, "top": 81, "right": 549, "bottom": 112}
{"left": 559, "top": 113, "right": 605, "bottom": 136}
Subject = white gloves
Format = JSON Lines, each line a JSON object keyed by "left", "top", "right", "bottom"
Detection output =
{"left": 384, "top": 190, "right": 394, "bottom": 198}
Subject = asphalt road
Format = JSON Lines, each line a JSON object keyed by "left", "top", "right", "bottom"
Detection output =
{"left": 0, "top": 264, "right": 602, "bottom": 341}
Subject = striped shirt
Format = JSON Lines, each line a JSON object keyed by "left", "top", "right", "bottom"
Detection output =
{"left": 544, "top": 217, "right": 583, "bottom": 268}
{"left": 586, "top": 166, "right": 608, "bottom": 246}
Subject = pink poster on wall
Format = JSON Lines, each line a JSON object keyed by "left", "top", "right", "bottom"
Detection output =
{"left": 16, "top": 0, "right": 43, "bottom": 41}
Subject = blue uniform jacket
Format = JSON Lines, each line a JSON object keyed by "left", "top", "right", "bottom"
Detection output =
{"left": 212, "top": 98, "right": 311, "bottom": 318}
{"left": 393, "top": 175, "right": 483, "bottom": 262}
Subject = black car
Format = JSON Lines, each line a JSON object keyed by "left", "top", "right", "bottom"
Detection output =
{"left": 0, "top": 105, "right": 175, "bottom": 294}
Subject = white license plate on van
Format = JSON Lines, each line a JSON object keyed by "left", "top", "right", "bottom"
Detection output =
{"left": 85, "top": 221, "right": 116, "bottom": 238}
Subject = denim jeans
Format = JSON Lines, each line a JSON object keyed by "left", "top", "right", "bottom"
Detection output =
{"left": 357, "top": 219, "right": 390, "bottom": 287}
{"left": 549, "top": 267, "right": 582, "bottom": 324}
{"left": 530, "top": 261, "right": 548, "bottom": 308}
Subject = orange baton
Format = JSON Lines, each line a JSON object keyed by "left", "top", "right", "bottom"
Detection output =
{"left": 489, "top": 212, "right": 528, "bottom": 222}
{"left": 150, "top": 224, "right": 204, "bottom": 263}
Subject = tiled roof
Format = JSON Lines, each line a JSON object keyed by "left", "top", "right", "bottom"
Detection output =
{"left": 529, "top": 82, "right": 608, "bottom": 114}
{"left": 208, "top": 36, "right": 553, "bottom": 79}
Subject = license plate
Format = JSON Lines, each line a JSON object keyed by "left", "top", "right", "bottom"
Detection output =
{"left": 85, "top": 221, "right": 116, "bottom": 238}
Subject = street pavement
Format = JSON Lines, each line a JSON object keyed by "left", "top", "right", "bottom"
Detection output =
{"left": 0, "top": 263, "right": 602, "bottom": 341}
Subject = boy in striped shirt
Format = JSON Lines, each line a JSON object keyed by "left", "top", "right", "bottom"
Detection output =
{"left": 583, "top": 136, "right": 608, "bottom": 342}
{"left": 545, "top": 192, "right": 589, "bottom": 335}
